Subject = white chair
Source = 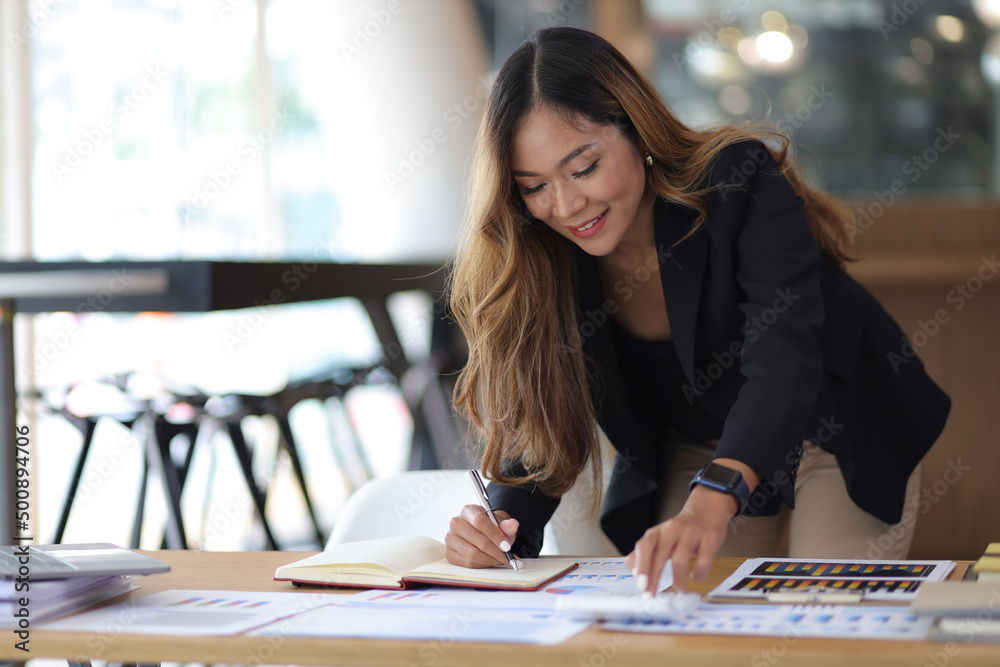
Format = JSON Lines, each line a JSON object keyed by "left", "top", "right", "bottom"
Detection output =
{"left": 325, "top": 467, "right": 619, "bottom": 557}
{"left": 539, "top": 463, "right": 619, "bottom": 557}
{"left": 325, "top": 469, "right": 475, "bottom": 547}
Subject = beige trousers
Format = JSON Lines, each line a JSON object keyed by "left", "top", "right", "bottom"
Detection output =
{"left": 656, "top": 440, "right": 922, "bottom": 559}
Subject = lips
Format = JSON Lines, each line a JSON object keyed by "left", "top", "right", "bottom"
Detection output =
{"left": 568, "top": 209, "right": 608, "bottom": 239}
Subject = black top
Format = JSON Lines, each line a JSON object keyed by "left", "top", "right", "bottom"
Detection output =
{"left": 611, "top": 321, "right": 725, "bottom": 444}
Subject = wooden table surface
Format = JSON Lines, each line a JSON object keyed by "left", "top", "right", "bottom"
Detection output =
{"left": 5, "top": 550, "right": 998, "bottom": 666}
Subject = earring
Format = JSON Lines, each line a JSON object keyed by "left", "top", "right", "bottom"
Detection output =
{"left": 644, "top": 154, "right": 653, "bottom": 167}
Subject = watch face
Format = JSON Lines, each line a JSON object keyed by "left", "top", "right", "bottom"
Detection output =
{"left": 701, "top": 463, "right": 742, "bottom": 489}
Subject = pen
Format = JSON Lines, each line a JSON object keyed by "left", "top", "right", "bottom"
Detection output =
{"left": 467, "top": 470, "right": 520, "bottom": 572}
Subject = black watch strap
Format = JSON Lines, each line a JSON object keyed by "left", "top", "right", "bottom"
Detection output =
{"left": 689, "top": 462, "right": 751, "bottom": 514}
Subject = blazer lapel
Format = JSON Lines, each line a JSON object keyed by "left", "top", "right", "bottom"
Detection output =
{"left": 654, "top": 196, "right": 710, "bottom": 382}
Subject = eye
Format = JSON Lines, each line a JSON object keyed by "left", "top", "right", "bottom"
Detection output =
{"left": 574, "top": 161, "right": 598, "bottom": 179}
{"left": 518, "top": 160, "right": 597, "bottom": 196}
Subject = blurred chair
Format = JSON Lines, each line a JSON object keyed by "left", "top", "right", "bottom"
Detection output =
{"left": 372, "top": 295, "right": 474, "bottom": 473}
{"left": 539, "top": 461, "right": 620, "bottom": 558}
{"left": 127, "top": 363, "right": 394, "bottom": 550}
{"left": 127, "top": 388, "right": 279, "bottom": 551}
{"left": 325, "top": 469, "right": 619, "bottom": 557}
{"left": 33, "top": 376, "right": 147, "bottom": 545}
{"left": 326, "top": 470, "right": 474, "bottom": 547}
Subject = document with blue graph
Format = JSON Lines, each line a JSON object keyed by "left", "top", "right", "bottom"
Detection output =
{"left": 604, "top": 603, "right": 934, "bottom": 640}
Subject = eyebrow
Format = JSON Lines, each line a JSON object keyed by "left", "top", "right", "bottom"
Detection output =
{"left": 511, "top": 143, "right": 595, "bottom": 177}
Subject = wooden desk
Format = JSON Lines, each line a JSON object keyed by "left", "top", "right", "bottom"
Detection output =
{"left": 5, "top": 551, "right": 999, "bottom": 666}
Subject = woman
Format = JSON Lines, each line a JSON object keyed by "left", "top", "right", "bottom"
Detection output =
{"left": 444, "top": 26, "right": 950, "bottom": 593}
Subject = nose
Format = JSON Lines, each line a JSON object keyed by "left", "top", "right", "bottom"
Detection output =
{"left": 551, "top": 182, "right": 585, "bottom": 221}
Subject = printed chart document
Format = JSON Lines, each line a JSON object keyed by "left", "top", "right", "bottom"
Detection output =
{"left": 251, "top": 588, "right": 589, "bottom": 645}
{"left": 604, "top": 603, "right": 933, "bottom": 641}
{"left": 274, "top": 536, "right": 577, "bottom": 590}
{"left": 37, "top": 589, "right": 337, "bottom": 636}
{"left": 341, "top": 558, "right": 672, "bottom": 612}
{"left": 342, "top": 558, "right": 658, "bottom": 611}
{"left": 539, "top": 558, "right": 673, "bottom": 595}
{"left": 381, "top": 557, "right": 669, "bottom": 608}
{"left": 255, "top": 558, "right": 665, "bottom": 644}
{"left": 709, "top": 558, "right": 955, "bottom": 602}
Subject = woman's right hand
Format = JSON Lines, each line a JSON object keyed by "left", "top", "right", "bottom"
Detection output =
{"left": 444, "top": 504, "right": 520, "bottom": 568}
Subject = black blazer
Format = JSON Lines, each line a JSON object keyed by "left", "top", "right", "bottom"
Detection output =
{"left": 490, "top": 140, "right": 951, "bottom": 557}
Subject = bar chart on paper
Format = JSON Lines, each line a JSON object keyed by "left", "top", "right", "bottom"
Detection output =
{"left": 709, "top": 558, "right": 955, "bottom": 602}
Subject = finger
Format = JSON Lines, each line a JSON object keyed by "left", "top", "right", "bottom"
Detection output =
{"left": 670, "top": 535, "right": 698, "bottom": 592}
{"left": 469, "top": 511, "right": 515, "bottom": 555}
{"left": 447, "top": 514, "right": 508, "bottom": 567}
{"left": 624, "top": 551, "right": 635, "bottom": 572}
{"left": 632, "top": 529, "right": 663, "bottom": 594}
{"left": 646, "top": 529, "right": 681, "bottom": 596}
{"left": 691, "top": 533, "right": 722, "bottom": 582}
{"left": 498, "top": 517, "right": 519, "bottom": 544}
{"left": 446, "top": 511, "right": 504, "bottom": 566}
{"left": 458, "top": 505, "right": 513, "bottom": 565}
{"left": 444, "top": 530, "right": 507, "bottom": 568}
{"left": 459, "top": 504, "right": 508, "bottom": 545}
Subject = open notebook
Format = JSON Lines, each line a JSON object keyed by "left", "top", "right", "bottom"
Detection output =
{"left": 273, "top": 536, "right": 577, "bottom": 590}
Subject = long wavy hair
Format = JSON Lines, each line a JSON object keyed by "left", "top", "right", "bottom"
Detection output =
{"left": 449, "top": 26, "right": 853, "bottom": 499}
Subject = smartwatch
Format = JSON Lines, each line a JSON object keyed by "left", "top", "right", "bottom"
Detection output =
{"left": 689, "top": 462, "right": 750, "bottom": 514}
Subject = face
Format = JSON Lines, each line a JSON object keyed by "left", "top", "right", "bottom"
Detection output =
{"left": 510, "top": 106, "right": 649, "bottom": 257}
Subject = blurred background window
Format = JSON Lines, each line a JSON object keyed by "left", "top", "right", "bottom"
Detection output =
{"left": 477, "top": 0, "right": 995, "bottom": 195}
{"left": 19, "top": 0, "right": 1000, "bottom": 264}
{"left": 640, "top": 0, "right": 993, "bottom": 194}
{"left": 11, "top": 0, "right": 490, "bottom": 548}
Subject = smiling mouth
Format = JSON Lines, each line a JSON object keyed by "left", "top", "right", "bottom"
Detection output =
{"left": 574, "top": 210, "right": 606, "bottom": 232}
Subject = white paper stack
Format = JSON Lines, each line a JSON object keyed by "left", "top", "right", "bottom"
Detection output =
{"left": 1, "top": 575, "right": 134, "bottom": 627}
